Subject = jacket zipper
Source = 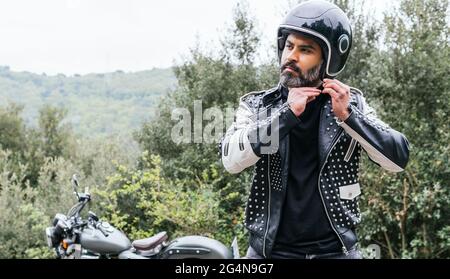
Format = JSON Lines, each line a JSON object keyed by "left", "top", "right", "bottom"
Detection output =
{"left": 261, "top": 100, "right": 281, "bottom": 258}
{"left": 262, "top": 154, "right": 271, "bottom": 258}
{"left": 344, "top": 138, "right": 357, "bottom": 162}
{"left": 262, "top": 102, "right": 277, "bottom": 258}
{"left": 317, "top": 131, "right": 349, "bottom": 255}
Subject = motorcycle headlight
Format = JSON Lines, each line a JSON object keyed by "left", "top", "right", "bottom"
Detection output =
{"left": 52, "top": 213, "right": 67, "bottom": 227}
{"left": 46, "top": 226, "right": 64, "bottom": 248}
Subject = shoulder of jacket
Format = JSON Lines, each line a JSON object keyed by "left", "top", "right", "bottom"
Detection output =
{"left": 239, "top": 88, "right": 274, "bottom": 110}
{"left": 239, "top": 86, "right": 278, "bottom": 102}
{"left": 239, "top": 90, "right": 265, "bottom": 102}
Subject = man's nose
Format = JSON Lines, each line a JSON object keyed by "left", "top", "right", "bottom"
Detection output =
{"left": 287, "top": 49, "right": 299, "bottom": 62}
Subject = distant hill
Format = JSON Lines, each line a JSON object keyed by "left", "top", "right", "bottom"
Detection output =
{"left": 0, "top": 66, "right": 177, "bottom": 137}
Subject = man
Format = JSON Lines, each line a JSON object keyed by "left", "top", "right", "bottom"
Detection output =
{"left": 219, "top": 0, "right": 410, "bottom": 259}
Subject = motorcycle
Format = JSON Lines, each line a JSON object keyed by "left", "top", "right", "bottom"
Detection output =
{"left": 45, "top": 174, "right": 239, "bottom": 259}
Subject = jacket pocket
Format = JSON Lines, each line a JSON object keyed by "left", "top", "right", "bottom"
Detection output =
{"left": 344, "top": 138, "right": 357, "bottom": 162}
{"left": 339, "top": 183, "right": 361, "bottom": 200}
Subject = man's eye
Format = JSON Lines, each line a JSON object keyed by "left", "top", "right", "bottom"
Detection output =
{"left": 301, "top": 48, "right": 312, "bottom": 53}
{"left": 286, "top": 44, "right": 293, "bottom": 50}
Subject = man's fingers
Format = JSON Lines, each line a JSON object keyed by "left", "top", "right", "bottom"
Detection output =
{"left": 324, "top": 79, "right": 350, "bottom": 94}
{"left": 306, "top": 96, "right": 316, "bottom": 103}
{"left": 304, "top": 91, "right": 321, "bottom": 96}
{"left": 323, "top": 82, "right": 347, "bottom": 95}
{"left": 290, "top": 90, "right": 321, "bottom": 97}
{"left": 324, "top": 78, "right": 346, "bottom": 88}
{"left": 323, "top": 83, "right": 348, "bottom": 101}
{"left": 288, "top": 92, "right": 319, "bottom": 106}
{"left": 289, "top": 87, "right": 321, "bottom": 94}
{"left": 293, "top": 87, "right": 321, "bottom": 91}
{"left": 322, "top": 88, "right": 339, "bottom": 99}
{"left": 324, "top": 78, "right": 344, "bottom": 86}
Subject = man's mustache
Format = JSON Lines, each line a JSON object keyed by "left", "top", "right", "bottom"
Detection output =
{"left": 280, "top": 61, "right": 301, "bottom": 74}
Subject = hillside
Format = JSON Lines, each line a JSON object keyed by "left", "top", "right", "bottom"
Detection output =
{"left": 0, "top": 66, "right": 177, "bottom": 137}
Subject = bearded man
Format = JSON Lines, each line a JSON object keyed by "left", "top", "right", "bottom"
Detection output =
{"left": 219, "top": 0, "right": 410, "bottom": 259}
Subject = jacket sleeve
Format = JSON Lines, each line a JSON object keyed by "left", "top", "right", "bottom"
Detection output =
{"left": 220, "top": 99, "right": 300, "bottom": 174}
{"left": 337, "top": 94, "right": 410, "bottom": 172}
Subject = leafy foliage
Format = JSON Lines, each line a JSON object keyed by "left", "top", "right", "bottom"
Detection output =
{"left": 0, "top": 0, "right": 448, "bottom": 259}
{"left": 354, "top": 0, "right": 450, "bottom": 258}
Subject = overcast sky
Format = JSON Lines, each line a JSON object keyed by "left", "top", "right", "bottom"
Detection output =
{"left": 0, "top": 0, "right": 389, "bottom": 75}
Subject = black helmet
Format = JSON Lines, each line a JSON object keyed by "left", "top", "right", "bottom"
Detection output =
{"left": 277, "top": 0, "right": 352, "bottom": 78}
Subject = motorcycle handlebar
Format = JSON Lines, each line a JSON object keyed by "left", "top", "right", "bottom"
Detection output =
{"left": 67, "top": 196, "right": 90, "bottom": 218}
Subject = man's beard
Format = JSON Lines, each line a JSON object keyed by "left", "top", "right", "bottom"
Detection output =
{"left": 279, "top": 60, "right": 323, "bottom": 88}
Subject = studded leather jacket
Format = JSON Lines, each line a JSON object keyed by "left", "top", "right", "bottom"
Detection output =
{"left": 219, "top": 84, "right": 410, "bottom": 258}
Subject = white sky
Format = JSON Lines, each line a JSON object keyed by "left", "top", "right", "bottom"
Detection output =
{"left": 0, "top": 0, "right": 388, "bottom": 75}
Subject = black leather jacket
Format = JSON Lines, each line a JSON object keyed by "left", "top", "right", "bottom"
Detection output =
{"left": 220, "top": 84, "right": 410, "bottom": 258}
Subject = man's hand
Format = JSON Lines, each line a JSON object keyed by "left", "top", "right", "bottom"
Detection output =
{"left": 322, "top": 78, "right": 351, "bottom": 121}
{"left": 287, "top": 87, "right": 321, "bottom": 117}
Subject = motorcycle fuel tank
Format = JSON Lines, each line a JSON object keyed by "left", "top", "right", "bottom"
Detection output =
{"left": 80, "top": 222, "right": 131, "bottom": 255}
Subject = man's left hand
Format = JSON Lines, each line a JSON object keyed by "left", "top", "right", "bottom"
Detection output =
{"left": 322, "top": 78, "right": 351, "bottom": 121}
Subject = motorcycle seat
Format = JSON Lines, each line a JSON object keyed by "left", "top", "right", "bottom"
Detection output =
{"left": 132, "top": 231, "right": 168, "bottom": 250}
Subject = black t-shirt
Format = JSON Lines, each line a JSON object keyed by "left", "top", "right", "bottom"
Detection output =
{"left": 271, "top": 87, "right": 341, "bottom": 258}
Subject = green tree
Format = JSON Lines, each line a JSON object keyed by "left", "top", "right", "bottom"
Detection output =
{"left": 0, "top": 104, "right": 27, "bottom": 153}
{"left": 37, "top": 105, "right": 72, "bottom": 159}
{"left": 331, "top": 0, "right": 382, "bottom": 88}
{"left": 22, "top": 105, "right": 74, "bottom": 186}
{"left": 0, "top": 150, "right": 53, "bottom": 258}
{"left": 222, "top": 1, "right": 260, "bottom": 66}
{"left": 0, "top": 100, "right": 140, "bottom": 257}
{"left": 355, "top": 0, "right": 450, "bottom": 258}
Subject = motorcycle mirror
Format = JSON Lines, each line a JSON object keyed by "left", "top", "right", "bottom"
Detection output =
{"left": 72, "top": 174, "right": 79, "bottom": 188}
{"left": 71, "top": 174, "right": 80, "bottom": 199}
{"left": 88, "top": 211, "right": 99, "bottom": 222}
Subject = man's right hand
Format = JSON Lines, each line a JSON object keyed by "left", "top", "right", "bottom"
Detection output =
{"left": 287, "top": 87, "right": 321, "bottom": 117}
